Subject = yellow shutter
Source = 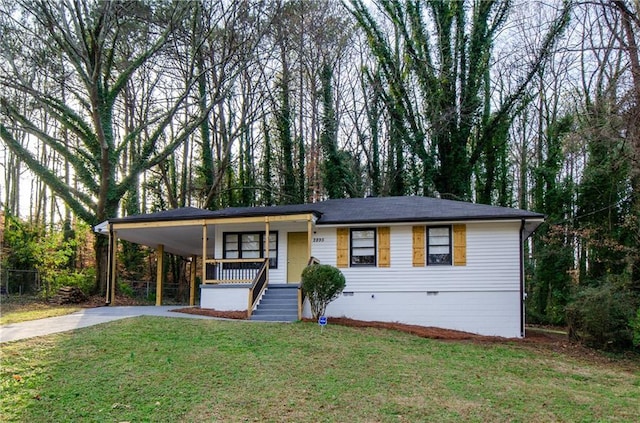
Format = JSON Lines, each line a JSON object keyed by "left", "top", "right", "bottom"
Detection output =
{"left": 336, "top": 228, "right": 349, "bottom": 268}
{"left": 378, "top": 226, "right": 390, "bottom": 267}
{"left": 453, "top": 224, "right": 467, "bottom": 266}
{"left": 412, "top": 226, "right": 425, "bottom": 267}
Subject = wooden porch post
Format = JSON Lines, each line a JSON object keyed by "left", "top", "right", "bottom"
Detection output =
{"left": 106, "top": 227, "right": 118, "bottom": 305}
{"left": 265, "top": 219, "right": 270, "bottom": 262}
{"left": 189, "top": 255, "right": 197, "bottom": 306}
{"left": 307, "top": 218, "right": 312, "bottom": 263}
{"left": 155, "top": 244, "right": 164, "bottom": 306}
{"left": 111, "top": 231, "right": 118, "bottom": 304}
{"left": 202, "top": 224, "right": 207, "bottom": 285}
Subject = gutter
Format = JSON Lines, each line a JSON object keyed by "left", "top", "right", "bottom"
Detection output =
{"left": 316, "top": 215, "right": 545, "bottom": 226}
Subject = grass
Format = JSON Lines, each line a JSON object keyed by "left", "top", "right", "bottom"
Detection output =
{"left": 1, "top": 317, "right": 638, "bottom": 422}
{"left": 0, "top": 297, "right": 80, "bottom": 325}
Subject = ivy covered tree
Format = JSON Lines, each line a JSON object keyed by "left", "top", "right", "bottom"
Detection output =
{"left": 577, "top": 104, "right": 631, "bottom": 283}
{"left": 0, "top": 1, "right": 207, "bottom": 293}
{"left": 320, "top": 63, "right": 359, "bottom": 199}
{"left": 347, "top": 0, "right": 571, "bottom": 201}
{"left": 528, "top": 114, "right": 576, "bottom": 324}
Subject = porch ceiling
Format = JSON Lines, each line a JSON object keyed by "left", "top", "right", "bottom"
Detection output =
{"left": 102, "top": 212, "right": 316, "bottom": 258}
{"left": 114, "top": 223, "right": 208, "bottom": 257}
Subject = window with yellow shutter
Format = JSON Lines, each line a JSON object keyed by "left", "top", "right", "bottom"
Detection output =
{"left": 413, "top": 225, "right": 466, "bottom": 266}
{"left": 427, "top": 226, "right": 452, "bottom": 265}
{"left": 350, "top": 228, "right": 377, "bottom": 266}
{"left": 378, "top": 226, "right": 390, "bottom": 267}
{"left": 412, "top": 226, "right": 425, "bottom": 266}
{"left": 336, "top": 228, "right": 349, "bottom": 268}
{"left": 453, "top": 224, "right": 467, "bottom": 266}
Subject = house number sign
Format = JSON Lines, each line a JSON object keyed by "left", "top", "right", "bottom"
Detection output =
{"left": 312, "top": 237, "right": 325, "bottom": 243}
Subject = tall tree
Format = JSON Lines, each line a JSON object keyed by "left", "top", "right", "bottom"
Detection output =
{"left": 320, "top": 63, "right": 347, "bottom": 198}
{"left": 0, "top": 0, "right": 205, "bottom": 292}
{"left": 610, "top": 0, "right": 640, "bottom": 289}
{"left": 347, "top": 0, "right": 571, "bottom": 201}
{"left": 271, "top": 1, "right": 298, "bottom": 204}
{"left": 194, "top": 0, "right": 270, "bottom": 209}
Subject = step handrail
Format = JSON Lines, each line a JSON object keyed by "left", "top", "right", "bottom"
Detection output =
{"left": 247, "top": 259, "right": 269, "bottom": 318}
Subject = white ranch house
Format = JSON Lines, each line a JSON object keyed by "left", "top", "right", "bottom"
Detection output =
{"left": 96, "top": 196, "right": 544, "bottom": 338}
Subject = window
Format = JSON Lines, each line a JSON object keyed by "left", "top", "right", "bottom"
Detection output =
{"left": 223, "top": 231, "right": 278, "bottom": 268}
{"left": 427, "top": 226, "right": 451, "bottom": 265}
{"left": 265, "top": 233, "right": 277, "bottom": 267}
{"left": 350, "top": 228, "right": 376, "bottom": 266}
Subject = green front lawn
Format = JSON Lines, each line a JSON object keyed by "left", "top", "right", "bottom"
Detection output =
{"left": 0, "top": 299, "right": 80, "bottom": 325}
{"left": 1, "top": 317, "right": 638, "bottom": 422}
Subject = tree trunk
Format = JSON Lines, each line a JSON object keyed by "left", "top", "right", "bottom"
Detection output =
{"left": 614, "top": 0, "right": 640, "bottom": 290}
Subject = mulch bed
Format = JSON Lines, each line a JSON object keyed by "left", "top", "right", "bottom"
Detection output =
{"left": 171, "top": 307, "right": 248, "bottom": 320}
{"left": 302, "top": 316, "right": 504, "bottom": 341}
{"left": 170, "top": 307, "right": 539, "bottom": 342}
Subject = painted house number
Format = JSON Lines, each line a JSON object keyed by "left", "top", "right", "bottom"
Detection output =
{"left": 312, "top": 237, "right": 325, "bottom": 243}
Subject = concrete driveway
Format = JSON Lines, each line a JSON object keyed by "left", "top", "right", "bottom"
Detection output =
{"left": 0, "top": 306, "right": 218, "bottom": 343}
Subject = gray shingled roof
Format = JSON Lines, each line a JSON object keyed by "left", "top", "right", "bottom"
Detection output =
{"left": 309, "top": 196, "right": 543, "bottom": 224}
{"left": 107, "top": 207, "right": 218, "bottom": 223}
{"left": 109, "top": 196, "right": 543, "bottom": 225}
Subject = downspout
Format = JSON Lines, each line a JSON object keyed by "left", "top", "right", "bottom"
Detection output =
{"left": 189, "top": 255, "right": 197, "bottom": 306}
{"left": 519, "top": 219, "right": 526, "bottom": 338}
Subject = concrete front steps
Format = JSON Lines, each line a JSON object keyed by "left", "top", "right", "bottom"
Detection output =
{"left": 250, "top": 284, "right": 299, "bottom": 322}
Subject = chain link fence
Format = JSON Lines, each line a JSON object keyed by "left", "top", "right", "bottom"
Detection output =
{"left": 118, "top": 280, "right": 193, "bottom": 304}
{"left": 0, "top": 271, "right": 195, "bottom": 304}
{"left": 1, "top": 269, "right": 41, "bottom": 296}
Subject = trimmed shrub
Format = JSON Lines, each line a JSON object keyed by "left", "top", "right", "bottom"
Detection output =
{"left": 301, "top": 264, "right": 346, "bottom": 320}
{"left": 566, "top": 283, "right": 637, "bottom": 351}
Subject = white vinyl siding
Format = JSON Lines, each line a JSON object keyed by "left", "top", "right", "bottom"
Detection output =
{"left": 207, "top": 220, "right": 524, "bottom": 337}
{"left": 311, "top": 222, "right": 521, "bottom": 293}
{"left": 311, "top": 227, "right": 337, "bottom": 265}
{"left": 308, "top": 290, "right": 522, "bottom": 338}
{"left": 307, "top": 222, "right": 524, "bottom": 337}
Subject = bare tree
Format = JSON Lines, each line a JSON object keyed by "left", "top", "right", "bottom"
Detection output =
{"left": 0, "top": 0, "right": 206, "bottom": 292}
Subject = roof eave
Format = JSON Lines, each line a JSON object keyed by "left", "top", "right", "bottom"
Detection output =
{"left": 317, "top": 215, "right": 545, "bottom": 226}
{"left": 104, "top": 210, "right": 322, "bottom": 226}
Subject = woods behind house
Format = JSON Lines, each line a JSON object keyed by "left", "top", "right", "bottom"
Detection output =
{"left": 1, "top": 0, "right": 639, "bottom": 350}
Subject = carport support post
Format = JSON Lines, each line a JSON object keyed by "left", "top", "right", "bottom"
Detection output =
{"left": 106, "top": 227, "right": 118, "bottom": 305}
{"left": 265, "top": 220, "right": 270, "bottom": 262}
{"left": 110, "top": 231, "right": 117, "bottom": 303}
{"left": 201, "top": 224, "right": 207, "bottom": 285}
{"left": 189, "top": 255, "right": 197, "bottom": 306}
{"left": 156, "top": 244, "right": 164, "bottom": 306}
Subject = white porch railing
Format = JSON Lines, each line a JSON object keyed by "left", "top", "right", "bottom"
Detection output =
{"left": 203, "top": 258, "right": 267, "bottom": 284}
